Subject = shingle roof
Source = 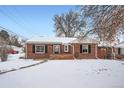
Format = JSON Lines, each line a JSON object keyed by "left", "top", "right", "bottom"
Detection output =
{"left": 26, "top": 36, "right": 76, "bottom": 44}
{"left": 114, "top": 42, "right": 124, "bottom": 48}
{"left": 26, "top": 36, "right": 98, "bottom": 44}
{"left": 70, "top": 38, "right": 98, "bottom": 43}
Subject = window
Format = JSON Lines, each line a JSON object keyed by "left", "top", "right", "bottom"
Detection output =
{"left": 82, "top": 45, "right": 88, "bottom": 53}
{"left": 53, "top": 45, "right": 60, "bottom": 54}
{"left": 35, "top": 45, "right": 45, "bottom": 53}
{"left": 121, "top": 48, "right": 124, "bottom": 54}
{"left": 64, "top": 45, "right": 69, "bottom": 52}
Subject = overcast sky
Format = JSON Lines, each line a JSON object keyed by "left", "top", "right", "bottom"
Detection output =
{"left": 0, "top": 5, "right": 75, "bottom": 39}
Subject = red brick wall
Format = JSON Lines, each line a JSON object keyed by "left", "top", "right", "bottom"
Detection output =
{"left": 60, "top": 45, "right": 73, "bottom": 54}
{"left": 26, "top": 43, "right": 97, "bottom": 59}
{"left": 26, "top": 44, "right": 50, "bottom": 59}
{"left": 72, "top": 43, "right": 97, "bottom": 59}
{"left": 97, "top": 47, "right": 106, "bottom": 59}
{"left": 97, "top": 47, "right": 117, "bottom": 59}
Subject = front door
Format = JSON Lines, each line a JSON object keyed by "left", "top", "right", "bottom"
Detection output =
{"left": 53, "top": 45, "right": 60, "bottom": 54}
{"left": 106, "top": 47, "right": 112, "bottom": 59}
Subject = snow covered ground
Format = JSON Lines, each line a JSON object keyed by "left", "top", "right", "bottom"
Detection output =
{"left": 0, "top": 56, "right": 124, "bottom": 88}
{"left": 0, "top": 53, "right": 41, "bottom": 72}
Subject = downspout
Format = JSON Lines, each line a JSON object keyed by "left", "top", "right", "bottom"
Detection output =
{"left": 25, "top": 43, "right": 27, "bottom": 59}
{"left": 111, "top": 46, "right": 113, "bottom": 59}
{"left": 72, "top": 44, "right": 75, "bottom": 59}
{"left": 69, "top": 44, "right": 75, "bottom": 59}
{"left": 95, "top": 44, "right": 98, "bottom": 59}
{"left": 112, "top": 47, "right": 115, "bottom": 59}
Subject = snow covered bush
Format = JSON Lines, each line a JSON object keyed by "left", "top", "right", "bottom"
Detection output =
{"left": 0, "top": 52, "right": 8, "bottom": 62}
{"left": 0, "top": 37, "right": 8, "bottom": 62}
{"left": 74, "top": 52, "right": 79, "bottom": 58}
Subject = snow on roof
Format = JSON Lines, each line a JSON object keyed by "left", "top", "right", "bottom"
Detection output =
{"left": 98, "top": 42, "right": 111, "bottom": 47}
{"left": 26, "top": 36, "right": 77, "bottom": 44}
{"left": 114, "top": 42, "right": 124, "bottom": 48}
{"left": 98, "top": 41, "right": 118, "bottom": 47}
{"left": 26, "top": 36, "right": 98, "bottom": 44}
{"left": 70, "top": 38, "right": 98, "bottom": 43}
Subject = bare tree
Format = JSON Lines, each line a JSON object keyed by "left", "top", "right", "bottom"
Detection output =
{"left": 0, "top": 30, "right": 10, "bottom": 43}
{"left": 53, "top": 11, "right": 86, "bottom": 37}
{"left": 9, "top": 35, "right": 22, "bottom": 47}
{"left": 80, "top": 5, "right": 124, "bottom": 45}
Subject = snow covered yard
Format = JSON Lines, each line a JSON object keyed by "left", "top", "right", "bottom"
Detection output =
{"left": 0, "top": 53, "right": 41, "bottom": 73}
{"left": 0, "top": 58, "right": 124, "bottom": 88}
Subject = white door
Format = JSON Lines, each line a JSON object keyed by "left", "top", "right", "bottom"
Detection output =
{"left": 53, "top": 45, "right": 60, "bottom": 54}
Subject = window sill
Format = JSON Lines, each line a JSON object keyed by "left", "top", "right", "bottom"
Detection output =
{"left": 81, "top": 52, "right": 89, "bottom": 54}
{"left": 35, "top": 52, "right": 45, "bottom": 54}
{"left": 64, "top": 51, "right": 69, "bottom": 53}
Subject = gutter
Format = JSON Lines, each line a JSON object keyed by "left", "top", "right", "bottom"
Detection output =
{"left": 95, "top": 44, "right": 98, "bottom": 59}
{"left": 69, "top": 44, "right": 75, "bottom": 59}
{"left": 25, "top": 43, "right": 27, "bottom": 59}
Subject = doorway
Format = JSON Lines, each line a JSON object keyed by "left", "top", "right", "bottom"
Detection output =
{"left": 53, "top": 45, "right": 60, "bottom": 54}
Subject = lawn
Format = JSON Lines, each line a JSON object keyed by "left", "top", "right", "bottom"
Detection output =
{"left": 0, "top": 54, "right": 124, "bottom": 88}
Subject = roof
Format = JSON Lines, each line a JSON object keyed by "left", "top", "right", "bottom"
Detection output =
{"left": 26, "top": 36, "right": 76, "bottom": 44}
{"left": 114, "top": 42, "right": 124, "bottom": 48}
{"left": 70, "top": 38, "right": 98, "bottom": 44}
{"left": 26, "top": 36, "right": 98, "bottom": 44}
{"left": 98, "top": 41, "right": 118, "bottom": 47}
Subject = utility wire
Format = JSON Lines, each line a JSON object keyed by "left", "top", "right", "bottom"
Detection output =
{"left": 0, "top": 7, "right": 43, "bottom": 39}
{"left": 0, "top": 8, "right": 30, "bottom": 31}
{"left": 0, "top": 24, "right": 27, "bottom": 40}
{"left": 3, "top": 7, "right": 34, "bottom": 33}
{"left": 1, "top": 6, "right": 40, "bottom": 37}
{"left": 0, "top": 8, "right": 37, "bottom": 39}
{"left": 11, "top": 6, "right": 43, "bottom": 37}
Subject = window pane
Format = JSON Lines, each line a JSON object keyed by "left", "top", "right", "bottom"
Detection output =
{"left": 54, "top": 45, "right": 59, "bottom": 52}
{"left": 82, "top": 45, "right": 88, "bottom": 53}
{"left": 36, "top": 45, "right": 45, "bottom": 53}
{"left": 121, "top": 48, "right": 124, "bottom": 54}
{"left": 64, "top": 45, "right": 68, "bottom": 52}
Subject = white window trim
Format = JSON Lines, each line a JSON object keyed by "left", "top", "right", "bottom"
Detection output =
{"left": 64, "top": 44, "right": 69, "bottom": 52}
{"left": 35, "top": 45, "right": 45, "bottom": 54}
{"left": 82, "top": 45, "right": 89, "bottom": 53}
{"left": 53, "top": 45, "right": 60, "bottom": 54}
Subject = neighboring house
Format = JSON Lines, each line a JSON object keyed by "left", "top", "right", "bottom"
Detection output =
{"left": 114, "top": 42, "right": 124, "bottom": 59}
{"left": 25, "top": 37, "right": 98, "bottom": 59}
{"left": 97, "top": 41, "right": 118, "bottom": 59}
{"left": 97, "top": 46, "right": 115, "bottom": 59}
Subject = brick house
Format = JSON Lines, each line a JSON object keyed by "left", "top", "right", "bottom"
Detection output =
{"left": 114, "top": 42, "right": 124, "bottom": 59}
{"left": 97, "top": 46, "right": 115, "bottom": 59}
{"left": 97, "top": 41, "right": 116, "bottom": 59}
{"left": 25, "top": 37, "right": 98, "bottom": 59}
{"left": 97, "top": 41, "right": 119, "bottom": 59}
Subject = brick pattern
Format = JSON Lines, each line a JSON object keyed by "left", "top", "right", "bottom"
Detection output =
{"left": 97, "top": 47, "right": 116, "bottom": 59}
{"left": 72, "top": 43, "right": 97, "bottom": 59}
{"left": 97, "top": 47, "right": 106, "bottom": 59}
{"left": 26, "top": 43, "right": 97, "bottom": 59}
